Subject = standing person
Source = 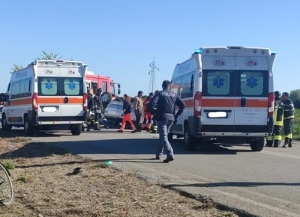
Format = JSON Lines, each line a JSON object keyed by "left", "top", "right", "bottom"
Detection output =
{"left": 150, "top": 90, "right": 159, "bottom": 133}
{"left": 86, "top": 87, "right": 94, "bottom": 131}
{"left": 133, "top": 91, "right": 144, "bottom": 132}
{"left": 92, "top": 88, "right": 103, "bottom": 130}
{"left": 149, "top": 80, "right": 185, "bottom": 163}
{"left": 281, "top": 92, "right": 295, "bottom": 148}
{"left": 118, "top": 94, "right": 136, "bottom": 133}
{"left": 266, "top": 91, "right": 284, "bottom": 147}
{"left": 142, "top": 92, "right": 154, "bottom": 132}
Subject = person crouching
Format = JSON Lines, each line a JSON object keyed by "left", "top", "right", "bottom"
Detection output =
{"left": 118, "top": 94, "right": 137, "bottom": 133}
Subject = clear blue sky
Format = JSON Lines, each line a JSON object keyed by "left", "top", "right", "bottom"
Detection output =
{"left": 0, "top": 0, "right": 299, "bottom": 97}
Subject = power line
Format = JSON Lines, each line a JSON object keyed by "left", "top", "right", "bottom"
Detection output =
{"left": 148, "top": 58, "right": 159, "bottom": 94}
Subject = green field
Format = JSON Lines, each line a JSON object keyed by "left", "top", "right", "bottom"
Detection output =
{"left": 293, "top": 109, "right": 300, "bottom": 140}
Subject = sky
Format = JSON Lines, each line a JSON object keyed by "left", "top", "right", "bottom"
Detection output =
{"left": 0, "top": 0, "right": 299, "bottom": 97}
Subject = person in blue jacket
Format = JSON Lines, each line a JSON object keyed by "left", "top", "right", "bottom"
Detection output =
{"left": 149, "top": 80, "right": 185, "bottom": 163}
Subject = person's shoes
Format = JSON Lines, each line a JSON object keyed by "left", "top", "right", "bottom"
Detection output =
{"left": 163, "top": 157, "right": 174, "bottom": 163}
{"left": 155, "top": 155, "right": 160, "bottom": 160}
{"left": 273, "top": 144, "right": 279, "bottom": 148}
{"left": 288, "top": 144, "right": 292, "bottom": 148}
{"left": 283, "top": 144, "right": 288, "bottom": 148}
{"left": 131, "top": 130, "right": 136, "bottom": 133}
{"left": 136, "top": 129, "right": 141, "bottom": 132}
{"left": 117, "top": 129, "right": 124, "bottom": 133}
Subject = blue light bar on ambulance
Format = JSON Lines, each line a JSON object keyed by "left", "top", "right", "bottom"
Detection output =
{"left": 194, "top": 48, "right": 203, "bottom": 54}
{"left": 271, "top": 50, "right": 276, "bottom": 55}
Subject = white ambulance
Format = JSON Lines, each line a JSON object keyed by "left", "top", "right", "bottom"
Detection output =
{"left": 169, "top": 46, "right": 276, "bottom": 151}
{"left": 1, "top": 60, "right": 88, "bottom": 136}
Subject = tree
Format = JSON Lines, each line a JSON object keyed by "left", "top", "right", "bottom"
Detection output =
{"left": 11, "top": 64, "right": 24, "bottom": 72}
{"left": 12, "top": 51, "right": 63, "bottom": 72}
{"left": 35, "top": 50, "right": 62, "bottom": 60}
{"left": 290, "top": 89, "right": 300, "bottom": 109}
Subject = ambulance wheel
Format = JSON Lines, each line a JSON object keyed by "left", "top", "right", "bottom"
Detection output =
{"left": 1, "top": 114, "right": 12, "bottom": 131}
{"left": 250, "top": 138, "right": 264, "bottom": 152}
{"left": 24, "top": 116, "right": 36, "bottom": 137}
{"left": 71, "top": 125, "right": 82, "bottom": 136}
{"left": 184, "top": 124, "right": 196, "bottom": 151}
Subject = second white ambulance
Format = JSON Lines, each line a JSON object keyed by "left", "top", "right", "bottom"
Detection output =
{"left": 169, "top": 46, "right": 276, "bottom": 152}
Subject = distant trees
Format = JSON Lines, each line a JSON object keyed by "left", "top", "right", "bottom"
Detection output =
{"left": 11, "top": 51, "right": 63, "bottom": 72}
{"left": 35, "top": 51, "right": 62, "bottom": 61}
{"left": 290, "top": 89, "right": 300, "bottom": 109}
{"left": 11, "top": 64, "right": 24, "bottom": 72}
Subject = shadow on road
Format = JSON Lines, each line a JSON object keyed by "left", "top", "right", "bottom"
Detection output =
{"left": 0, "top": 136, "right": 254, "bottom": 162}
{"left": 165, "top": 182, "right": 300, "bottom": 188}
{"left": 0, "top": 128, "right": 81, "bottom": 138}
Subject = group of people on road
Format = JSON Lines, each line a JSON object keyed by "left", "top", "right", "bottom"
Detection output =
{"left": 266, "top": 91, "right": 295, "bottom": 148}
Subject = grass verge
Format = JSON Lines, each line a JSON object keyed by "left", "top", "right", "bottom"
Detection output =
{"left": 0, "top": 135, "right": 238, "bottom": 217}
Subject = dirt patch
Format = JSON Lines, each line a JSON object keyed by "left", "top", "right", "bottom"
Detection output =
{"left": 0, "top": 137, "right": 238, "bottom": 217}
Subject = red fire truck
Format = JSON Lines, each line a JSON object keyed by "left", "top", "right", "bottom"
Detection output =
{"left": 85, "top": 71, "right": 121, "bottom": 106}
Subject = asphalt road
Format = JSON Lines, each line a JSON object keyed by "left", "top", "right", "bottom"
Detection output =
{"left": 7, "top": 129, "right": 300, "bottom": 217}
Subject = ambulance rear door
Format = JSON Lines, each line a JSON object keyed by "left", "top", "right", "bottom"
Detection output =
{"left": 201, "top": 56, "right": 236, "bottom": 133}
{"left": 233, "top": 57, "right": 269, "bottom": 133}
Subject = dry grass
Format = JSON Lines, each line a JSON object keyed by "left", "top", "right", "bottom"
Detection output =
{"left": 0, "top": 136, "right": 238, "bottom": 217}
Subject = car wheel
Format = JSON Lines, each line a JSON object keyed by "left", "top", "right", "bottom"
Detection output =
{"left": 71, "top": 125, "right": 82, "bottom": 135}
{"left": 250, "top": 138, "right": 264, "bottom": 151}
{"left": 101, "top": 92, "right": 112, "bottom": 108}
{"left": 1, "top": 114, "right": 12, "bottom": 131}
{"left": 24, "top": 116, "right": 36, "bottom": 136}
{"left": 184, "top": 123, "right": 196, "bottom": 151}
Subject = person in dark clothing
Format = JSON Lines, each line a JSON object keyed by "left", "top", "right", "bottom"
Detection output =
{"left": 133, "top": 91, "right": 144, "bottom": 132}
{"left": 266, "top": 91, "right": 284, "bottom": 147}
{"left": 86, "top": 87, "right": 94, "bottom": 131}
{"left": 150, "top": 90, "right": 159, "bottom": 133}
{"left": 92, "top": 88, "right": 103, "bottom": 130}
{"left": 149, "top": 80, "right": 185, "bottom": 163}
{"left": 118, "top": 94, "right": 136, "bottom": 133}
{"left": 281, "top": 92, "right": 294, "bottom": 148}
{"left": 142, "top": 92, "right": 154, "bottom": 131}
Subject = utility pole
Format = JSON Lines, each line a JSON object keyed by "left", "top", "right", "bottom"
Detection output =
{"left": 148, "top": 58, "right": 159, "bottom": 94}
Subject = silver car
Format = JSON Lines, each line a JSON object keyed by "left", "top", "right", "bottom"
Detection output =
{"left": 104, "top": 101, "right": 143, "bottom": 128}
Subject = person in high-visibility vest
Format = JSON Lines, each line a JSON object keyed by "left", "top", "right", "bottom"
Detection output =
{"left": 281, "top": 92, "right": 295, "bottom": 148}
{"left": 266, "top": 91, "right": 284, "bottom": 147}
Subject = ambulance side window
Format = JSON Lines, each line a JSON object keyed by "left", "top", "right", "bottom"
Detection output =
{"left": 181, "top": 72, "right": 194, "bottom": 98}
{"left": 206, "top": 71, "right": 230, "bottom": 95}
{"left": 11, "top": 82, "right": 20, "bottom": 99}
{"left": 171, "top": 76, "right": 183, "bottom": 98}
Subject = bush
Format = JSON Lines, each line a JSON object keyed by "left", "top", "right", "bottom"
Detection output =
{"left": 293, "top": 109, "right": 300, "bottom": 140}
{"left": 1, "top": 159, "right": 15, "bottom": 171}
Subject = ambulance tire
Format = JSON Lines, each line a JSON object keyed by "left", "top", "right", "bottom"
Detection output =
{"left": 1, "top": 114, "right": 12, "bottom": 131}
{"left": 184, "top": 124, "right": 196, "bottom": 151}
{"left": 71, "top": 125, "right": 82, "bottom": 136}
{"left": 24, "top": 116, "right": 36, "bottom": 137}
{"left": 250, "top": 138, "right": 264, "bottom": 152}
